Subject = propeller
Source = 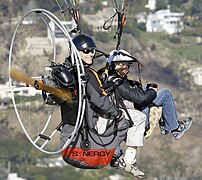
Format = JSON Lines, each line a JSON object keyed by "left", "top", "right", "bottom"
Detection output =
{"left": 10, "top": 68, "right": 72, "bottom": 102}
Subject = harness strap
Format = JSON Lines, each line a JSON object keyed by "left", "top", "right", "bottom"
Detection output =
{"left": 114, "top": 88, "right": 134, "bottom": 127}
{"left": 110, "top": 76, "right": 134, "bottom": 127}
{"left": 79, "top": 105, "right": 91, "bottom": 151}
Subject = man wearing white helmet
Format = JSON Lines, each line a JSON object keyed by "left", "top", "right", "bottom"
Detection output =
{"left": 104, "top": 49, "right": 153, "bottom": 179}
{"left": 104, "top": 48, "right": 192, "bottom": 178}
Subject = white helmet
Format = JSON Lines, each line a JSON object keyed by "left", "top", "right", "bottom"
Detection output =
{"left": 106, "top": 49, "right": 134, "bottom": 64}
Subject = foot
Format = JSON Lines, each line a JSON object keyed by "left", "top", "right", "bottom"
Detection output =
{"left": 110, "top": 151, "right": 123, "bottom": 167}
{"left": 118, "top": 156, "right": 146, "bottom": 179}
{"left": 159, "top": 119, "right": 169, "bottom": 135}
{"left": 159, "top": 125, "right": 169, "bottom": 135}
{"left": 171, "top": 117, "right": 192, "bottom": 140}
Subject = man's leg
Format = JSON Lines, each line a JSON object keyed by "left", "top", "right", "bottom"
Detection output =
{"left": 119, "top": 109, "right": 146, "bottom": 178}
{"left": 142, "top": 88, "right": 192, "bottom": 139}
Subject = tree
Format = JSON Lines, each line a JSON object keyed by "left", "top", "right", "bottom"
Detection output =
{"left": 0, "top": 138, "right": 42, "bottom": 174}
{"left": 0, "top": 1, "right": 9, "bottom": 16}
{"left": 190, "top": 0, "right": 202, "bottom": 15}
{"left": 169, "top": 0, "right": 188, "bottom": 7}
{"left": 156, "top": 0, "right": 168, "bottom": 11}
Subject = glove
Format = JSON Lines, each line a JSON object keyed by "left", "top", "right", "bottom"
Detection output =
{"left": 146, "top": 83, "right": 158, "bottom": 92}
{"left": 146, "top": 83, "right": 158, "bottom": 89}
{"left": 128, "top": 80, "right": 141, "bottom": 87}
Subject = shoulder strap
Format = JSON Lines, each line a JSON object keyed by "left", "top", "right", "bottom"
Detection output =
{"left": 88, "top": 67, "right": 107, "bottom": 96}
{"left": 111, "top": 78, "right": 134, "bottom": 127}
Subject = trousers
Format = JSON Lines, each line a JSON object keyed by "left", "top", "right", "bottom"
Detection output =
{"left": 124, "top": 109, "right": 146, "bottom": 147}
{"left": 97, "top": 108, "right": 146, "bottom": 147}
{"left": 142, "top": 88, "right": 179, "bottom": 131}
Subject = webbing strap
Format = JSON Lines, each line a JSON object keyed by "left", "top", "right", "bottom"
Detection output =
{"left": 111, "top": 77, "right": 134, "bottom": 127}
{"left": 114, "top": 88, "right": 134, "bottom": 127}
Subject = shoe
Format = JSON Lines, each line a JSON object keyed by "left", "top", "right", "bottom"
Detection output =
{"left": 118, "top": 156, "right": 146, "bottom": 179}
{"left": 159, "top": 118, "right": 169, "bottom": 135}
{"left": 110, "top": 151, "right": 123, "bottom": 167}
{"left": 171, "top": 117, "right": 192, "bottom": 140}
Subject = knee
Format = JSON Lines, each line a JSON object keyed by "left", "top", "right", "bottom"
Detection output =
{"left": 142, "top": 113, "right": 147, "bottom": 122}
{"left": 158, "top": 88, "right": 172, "bottom": 96}
{"left": 159, "top": 87, "right": 170, "bottom": 93}
{"left": 142, "top": 114, "right": 147, "bottom": 125}
{"left": 135, "top": 113, "right": 146, "bottom": 126}
{"left": 141, "top": 114, "right": 147, "bottom": 127}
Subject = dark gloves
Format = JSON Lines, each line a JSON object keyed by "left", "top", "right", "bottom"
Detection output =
{"left": 146, "top": 83, "right": 158, "bottom": 89}
{"left": 128, "top": 80, "right": 140, "bottom": 86}
{"left": 128, "top": 80, "right": 143, "bottom": 89}
{"left": 146, "top": 83, "right": 158, "bottom": 92}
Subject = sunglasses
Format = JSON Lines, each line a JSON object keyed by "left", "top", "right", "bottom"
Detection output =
{"left": 116, "top": 62, "right": 129, "bottom": 65}
{"left": 80, "top": 49, "right": 96, "bottom": 54}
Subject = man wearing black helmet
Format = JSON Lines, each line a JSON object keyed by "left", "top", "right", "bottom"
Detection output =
{"left": 61, "top": 34, "right": 129, "bottom": 169}
{"left": 72, "top": 34, "right": 122, "bottom": 119}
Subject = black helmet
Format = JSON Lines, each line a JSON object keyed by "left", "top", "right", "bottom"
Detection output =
{"left": 72, "top": 34, "right": 96, "bottom": 50}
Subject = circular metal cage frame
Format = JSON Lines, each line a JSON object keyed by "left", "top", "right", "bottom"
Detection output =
{"left": 8, "top": 9, "right": 86, "bottom": 154}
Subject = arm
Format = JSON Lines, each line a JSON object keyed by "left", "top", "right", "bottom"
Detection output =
{"left": 116, "top": 80, "right": 157, "bottom": 107}
{"left": 86, "top": 68, "right": 118, "bottom": 118}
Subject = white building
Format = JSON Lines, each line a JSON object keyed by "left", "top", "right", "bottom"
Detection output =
{"left": 145, "top": 0, "right": 157, "bottom": 11}
{"left": 0, "top": 82, "right": 11, "bottom": 99}
{"left": 36, "top": 156, "right": 67, "bottom": 168}
{"left": 7, "top": 173, "right": 26, "bottom": 180}
{"left": 25, "top": 20, "right": 75, "bottom": 56}
{"left": 0, "top": 82, "right": 40, "bottom": 100}
{"left": 146, "top": 8, "right": 184, "bottom": 34}
{"left": 25, "top": 37, "right": 52, "bottom": 56}
{"left": 136, "top": 12, "right": 147, "bottom": 24}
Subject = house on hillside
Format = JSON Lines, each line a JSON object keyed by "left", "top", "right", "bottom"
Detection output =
{"left": 145, "top": 0, "right": 157, "bottom": 11}
{"left": 25, "top": 37, "right": 52, "bottom": 56}
{"left": 146, "top": 7, "right": 184, "bottom": 34}
{"left": 82, "top": 7, "right": 117, "bottom": 32}
{"left": 7, "top": 173, "right": 26, "bottom": 180}
{"left": 0, "top": 82, "right": 11, "bottom": 99}
{"left": 36, "top": 156, "right": 67, "bottom": 168}
{"left": 0, "top": 81, "right": 40, "bottom": 100}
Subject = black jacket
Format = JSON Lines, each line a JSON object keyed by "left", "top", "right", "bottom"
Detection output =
{"left": 85, "top": 67, "right": 118, "bottom": 125}
{"left": 109, "top": 75, "right": 157, "bottom": 109}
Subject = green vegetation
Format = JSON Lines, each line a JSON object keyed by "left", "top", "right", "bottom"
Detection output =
{"left": 138, "top": 31, "right": 202, "bottom": 63}
{"left": 0, "top": 138, "right": 41, "bottom": 172}
{"left": 124, "top": 21, "right": 142, "bottom": 38}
